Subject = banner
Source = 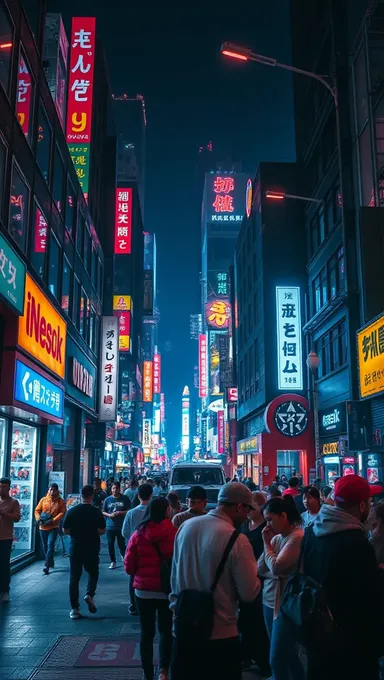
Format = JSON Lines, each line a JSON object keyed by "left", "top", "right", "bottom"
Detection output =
{"left": 99, "top": 316, "right": 118, "bottom": 421}
{"left": 199, "top": 334, "right": 208, "bottom": 398}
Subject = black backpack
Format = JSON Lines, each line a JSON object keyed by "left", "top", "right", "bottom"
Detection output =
{"left": 174, "top": 530, "right": 239, "bottom": 644}
{"left": 152, "top": 541, "right": 172, "bottom": 595}
{"left": 280, "top": 526, "right": 335, "bottom": 648}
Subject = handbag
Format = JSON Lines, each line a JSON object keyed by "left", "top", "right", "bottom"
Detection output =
{"left": 39, "top": 512, "right": 53, "bottom": 526}
{"left": 174, "top": 529, "right": 239, "bottom": 644}
{"left": 152, "top": 541, "right": 172, "bottom": 595}
{"left": 280, "top": 526, "right": 335, "bottom": 648}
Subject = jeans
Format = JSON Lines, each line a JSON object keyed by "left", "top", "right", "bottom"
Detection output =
{"left": 69, "top": 551, "right": 99, "bottom": 609}
{"left": 40, "top": 528, "right": 58, "bottom": 568}
{"left": 171, "top": 635, "right": 242, "bottom": 680}
{"left": 136, "top": 597, "right": 173, "bottom": 680}
{"left": 0, "top": 539, "right": 12, "bottom": 593}
{"left": 263, "top": 605, "right": 305, "bottom": 680}
{"left": 106, "top": 528, "right": 126, "bottom": 562}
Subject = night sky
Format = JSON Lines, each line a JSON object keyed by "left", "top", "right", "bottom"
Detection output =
{"left": 49, "top": 0, "right": 296, "bottom": 452}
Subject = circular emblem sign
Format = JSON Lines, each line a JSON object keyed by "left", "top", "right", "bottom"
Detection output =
{"left": 274, "top": 400, "right": 308, "bottom": 437}
{"left": 246, "top": 178, "right": 253, "bottom": 218}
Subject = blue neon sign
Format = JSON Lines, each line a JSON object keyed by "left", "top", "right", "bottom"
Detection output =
{"left": 14, "top": 359, "right": 64, "bottom": 420}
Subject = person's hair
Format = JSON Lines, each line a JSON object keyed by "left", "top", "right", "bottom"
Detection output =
{"left": 154, "top": 477, "right": 161, "bottom": 485}
{"left": 288, "top": 477, "right": 299, "bottom": 488}
{"left": 269, "top": 484, "right": 282, "bottom": 497}
{"left": 167, "top": 492, "right": 181, "bottom": 509}
{"left": 252, "top": 491, "right": 267, "bottom": 507}
{"left": 137, "top": 496, "right": 169, "bottom": 531}
{"left": 111, "top": 480, "right": 120, "bottom": 489}
{"left": 94, "top": 477, "right": 101, "bottom": 484}
{"left": 187, "top": 485, "right": 207, "bottom": 501}
{"left": 82, "top": 484, "right": 94, "bottom": 499}
{"left": 263, "top": 495, "right": 303, "bottom": 525}
{"left": 322, "top": 485, "right": 332, "bottom": 499}
{"left": 374, "top": 501, "right": 384, "bottom": 522}
{"left": 138, "top": 483, "right": 153, "bottom": 501}
{"left": 49, "top": 483, "right": 59, "bottom": 491}
{"left": 0, "top": 477, "right": 11, "bottom": 487}
{"left": 303, "top": 485, "right": 321, "bottom": 502}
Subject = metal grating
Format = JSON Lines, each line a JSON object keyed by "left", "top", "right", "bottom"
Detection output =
{"left": 39, "top": 634, "right": 88, "bottom": 667}
{"left": 30, "top": 670, "right": 143, "bottom": 679}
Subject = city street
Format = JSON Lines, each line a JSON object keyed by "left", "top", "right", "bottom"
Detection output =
{"left": 0, "top": 544, "right": 263, "bottom": 680}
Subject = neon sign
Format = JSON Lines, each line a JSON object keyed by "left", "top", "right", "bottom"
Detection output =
{"left": 114, "top": 188, "right": 133, "bottom": 254}
{"left": 205, "top": 299, "right": 231, "bottom": 329}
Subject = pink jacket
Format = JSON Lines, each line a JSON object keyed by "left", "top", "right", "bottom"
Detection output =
{"left": 124, "top": 519, "right": 177, "bottom": 592}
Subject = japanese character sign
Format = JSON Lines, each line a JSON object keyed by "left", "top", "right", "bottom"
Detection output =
{"left": 66, "top": 17, "right": 96, "bottom": 144}
{"left": 99, "top": 317, "right": 118, "bottom": 421}
{"left": 153, "top": 353, "right": 161, "bottom": 394}
{"left": 199, "top": 334, "right": 208, "bottom": 398}
{"left": 143, "top": 361, "right": 153, "bottom": 403}
{"left": 276, "top": 287, "right": 303, "bottom": 390}
{"left": 358, "top": 315, "right": 384, "bottom": 399}
{"left": 16, "top": 55, "right": 32, "bottom": 139}
{"left": 34, "top": 209, "right": 47, "bottom": 254}
{"left": 0, "top": 233, "right": 26, "bottom": 315}
{"left": 68, "top": 145, "right": 90, "bottom": 200}
{"left": 212, "top": 175, "right": 235, "bottom": 214}
{"left": 216, "top": 271, "right": 228, "bottom": 296}
{"left": 205, "top": 299, "right": 231, "bottom": 329}
{"left": 114, "top": 188, "right": 133, "bottom": 254}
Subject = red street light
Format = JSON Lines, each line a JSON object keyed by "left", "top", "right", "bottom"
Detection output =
{"left": 0, "top": 42, "right": 12, "bottom": 49}
{"left": 221, "top": 49, "right": 248, "bottom": 61}
{"left": 221, "top": 42, "right": 251, "bottom": 62}
{"left": 265, "top": 191, "right": 285, "bottom": 200}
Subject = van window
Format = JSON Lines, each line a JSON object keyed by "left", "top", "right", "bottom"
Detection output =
{"left": 171, "top": 467, "right": 224, "bottom": 486}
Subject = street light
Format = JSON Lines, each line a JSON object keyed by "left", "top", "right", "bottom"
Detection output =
{"left": 265, "top": 190, "right": 323, "bottom": 205}
{"left": 306, "top": 351, "right": 321, "bottom": 477}
{"left": 221, "top": 42, "right": 337, "bottom": 104}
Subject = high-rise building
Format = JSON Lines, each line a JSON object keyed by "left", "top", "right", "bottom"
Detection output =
{"left": 112, "top": 94, "right": 146, "bottom": 214}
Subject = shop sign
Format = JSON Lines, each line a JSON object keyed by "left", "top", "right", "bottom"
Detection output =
{"left": 34, "top": 209, "right": 48, "bottom": 254}
{"left": 72, "top": 357, "right": 93, "bottom": 396}
{"left": 66, "top": 337, "right": 96, "bottom": 412}
{"left": 237, "top": 435, "right": 260, "bottom": 454}
{"left": 16, "top": 54, "right": 32, "bottom": 137}
{"left": 205, "top": 299, "right": 231, "bottom": 329}
{"left": 226, "top": 387, "right": 238, "bottom": 403}
{"left": 85, "top": 422, "right": 106, "bottom": 448}
{"left": 113, "top": 310, "right": 131, "bottom": 352}
{"left": 18, "top": 274, "right": 67, "bottom": 378}
{"left": 276, "top": 286, "right": 303, "bottom": 391}
{"left": 245, "top": 178, "right": 253, "bottom": 218}
{"left": 274, "top": 400, "right": 308, "bottom": 437}
{"left": 114, "top": 188, "right": 133, "bottom": 254}
{"left": 0, "top": 232, "right": 26, "bottom": 315}
{"left": 143, "top": 418, "right": 151, "bottom": 449}
{"left": 323, "top": 456, "right": 339, "bottom": 465}
{"left": 14, "top": 358, "right": 64, "bottom": 421}
{"left": 153, "top": 353, "right": 161, "bottom": 394}
{"left": 208, "top": 398, "right": 224, "bottom": 412}
{"left": 319, "top": 402, "right": 347, "bottom": 437}
{"left": 113, "top": 295, "right": 132, "bottom": 311}
{"left": 160, "top": 393, "right": 165, "bottom": 422}
{"left": 99, "top": 316, "right": 118, "bottom": 421}
{"left": 217, "top": 411, "right": 225, "bottom": 454}
{"left": 143, "top": 361, "right": 153, "bottom": 402}
{"left": 199, "top": 334, "right": 208, "bottom": 398}
{"left": 357, "top": 314, "right": 384, "bottom": 398}
{"left": 322, "top": 441, "right": 339, "bottom": 455}
{"left": 343, "top": 457, "right": 355, "bottom": 464}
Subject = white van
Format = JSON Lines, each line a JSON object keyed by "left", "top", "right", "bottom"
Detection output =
{"left": 169, "top": 461, "right": 226, "bottom": 508}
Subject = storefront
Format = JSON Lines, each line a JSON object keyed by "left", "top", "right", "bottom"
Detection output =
{"left": 318, "top": 402, "right": 355, "bottom": 485}
{"left": 236, "top": 435, "right": 261, "bottom": 484}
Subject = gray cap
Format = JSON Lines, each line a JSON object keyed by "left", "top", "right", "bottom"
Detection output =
{"left": 218, "top": 482, "right": 258, "bottom": 509}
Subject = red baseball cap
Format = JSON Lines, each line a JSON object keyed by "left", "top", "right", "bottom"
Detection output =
{"left": 334, "top": 475, "right": 383, "bottom": 505}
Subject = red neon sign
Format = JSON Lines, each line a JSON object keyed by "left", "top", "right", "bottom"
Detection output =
{"left": 218, "top": 410, "right": 225, "bottom": 454}
{"left": 16, "top": 55, "right": 32, "bottom": 138}
{"left": 143, "top": 361, "right": 153, "bottom": 403}
{"left": 66, "top": 17, "right": 96, "bottom": 144}
{"left": 212, "top": 176, "right": 236, "bottom": 213}
{"left": 153, "top": 353, "right": 161, "bottom": 394}
{"left": 34, "top": 209, "right": 48, "bottom": 254}
{"left": 114, "top": 188, "right": 133, "bottom": 254}
{"left": 199, "top": 334, "right": 208, "bottom": 398}
{"left": 205, "top": 299, "right": 231, "bottom": 329}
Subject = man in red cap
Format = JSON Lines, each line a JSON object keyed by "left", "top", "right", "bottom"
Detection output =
{"left": 302, "top": 474, "right": 383, "bottom": 680}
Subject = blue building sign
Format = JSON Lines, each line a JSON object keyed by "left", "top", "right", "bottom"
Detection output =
{"left": 14, "top": 359, "right": 64, "bottom": 420}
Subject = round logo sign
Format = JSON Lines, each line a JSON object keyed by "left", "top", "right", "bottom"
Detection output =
{"left": 246, "top": 178, "right": 253, "bottom": 218}
{"left": 274, "top": 400, "right": 308, "bottom": 437}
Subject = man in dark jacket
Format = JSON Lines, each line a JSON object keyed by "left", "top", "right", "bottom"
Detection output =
{"left": 303, "top": 475, "right": 384, "bottom": 680}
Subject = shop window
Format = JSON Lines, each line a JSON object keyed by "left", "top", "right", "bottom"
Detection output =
{"left": 0, "top": 6, "right": 13, "bottom": 94}
{"left": 320, "top": 267, "right": 328, "bottom": 306}
{"left": 36, "top": 103, "right": 51, "bottom": 184}
{"left": 73, "top": 277, "right": 80, "bottom": 327}
{"left": 9, "top": 422, "right": 38, "bottom": 560}
{"left": 330, "top": 326, "right": 340, "bottom": 370}
{"left": 313, "top": 274, "right": 321, "bottom": 313}
{"left": 77, "top": 211, "right": 85, "bottom": 256}
{"left": 339, "top": 321, "right": 348, "bottom": 366}
{"left": 65, "top": 178, "right": 76, "bottom": 237}
{"left": 53, "top": 145, "right": 64, "bottom": 213}
{"left": 0, "top": 418, "right": 6, "bottom": 477}
{"left": 91, "top": 244, "right": 97, "bottom": 288}
{"left": 61, "top": 257, "right": 72, "bottom": 315}
{"left": 9, "top": 163, "right": 29, "bottom": 252}
{"left": 329, "top": 254, "right": 337, "bottom": 298}
{"left": 84, "top": 226, "right": 91, "bottom": 272}
{"left": 48, "top": 234, "right": 60, "bottom": 299}
{"left": 0, "top": 136, "right": 6, "bottom": 220}
{"left": 30, "top": 204, "right": 47, "bottom": 278}
{"left": 16, "top": 52, "right": 34, "bottom": 143}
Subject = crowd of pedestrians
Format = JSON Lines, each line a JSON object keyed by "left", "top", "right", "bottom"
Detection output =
{"left": 1, "top": 470, "right": 384, "bottom": 679}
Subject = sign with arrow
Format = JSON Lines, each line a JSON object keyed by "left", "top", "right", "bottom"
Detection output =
{"left": 14, "top": 359, "right": 64, "bottom": 420}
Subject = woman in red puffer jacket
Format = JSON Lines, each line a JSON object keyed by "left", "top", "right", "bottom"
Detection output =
{"left": 124, "top": 496, "right": 177, "bottom": 680}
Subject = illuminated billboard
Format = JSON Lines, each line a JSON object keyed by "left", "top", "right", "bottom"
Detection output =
{"left": 204, "top": 172, "right": 248, "bottom": 224}
{"left": 115, "top": 188, "right": 133, "bottom": 254}
{"left": 66, "top": 17, "right": 96, "bottom": 201}
{"left": 199, "top": 334, "right": 208, "bottom": 398}
{"left": 276, "top": 286, "right": 303, "bottom": 391}
{"left": 143, "top": 361, "right": 153, "bottom": 402}
{"left": 153, "top": 353, "right": 161, "bottom": 394}
{"left": 205, "top": 299, "right": 231, "bottom": 330}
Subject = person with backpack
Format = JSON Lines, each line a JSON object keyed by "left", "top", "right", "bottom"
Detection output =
{"left": 169, "top": 482, "right": 261, "bottom": 680}
{"left": 258, "top": 495, "right": 305, "bottom": 680}
{"left": 124, "top": 497, "right": 176, "bottom": 680}
{"left": 301, "top": 475, "right": 384, "bottom": 680}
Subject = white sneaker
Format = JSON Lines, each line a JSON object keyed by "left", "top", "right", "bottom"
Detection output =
{"left": 109, "top": 561, "right": 117, "bottom": 570}
{"left": 69, "top": 608, "right": 81, "bottom": 619}
{"left": 84, "top": 594, "right": 97, "bottom": 613}
{"left": 2, "top": 593, "right": 9, "bottom": 603}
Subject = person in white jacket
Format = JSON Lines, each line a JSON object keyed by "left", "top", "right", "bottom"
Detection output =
{"left": 170, "top": 482, "right": 261, "bottom": 680}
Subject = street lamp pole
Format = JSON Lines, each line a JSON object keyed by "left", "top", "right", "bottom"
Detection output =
{"left": 265, "top": 190, "right": 324, "bottom": 205}
{"left": 306, "top": 351, "right": 321, "bottom": 478}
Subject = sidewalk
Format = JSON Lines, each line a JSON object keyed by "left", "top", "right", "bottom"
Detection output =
{"left": 0, "top": 543, "right": 264, "bottom": 679}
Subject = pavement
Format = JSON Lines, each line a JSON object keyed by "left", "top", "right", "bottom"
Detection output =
{"left": 0, "top": 541, "right": 265, "bottom": 680}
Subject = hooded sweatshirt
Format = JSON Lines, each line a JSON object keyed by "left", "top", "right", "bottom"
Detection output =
{"left": 303, "top": 503, "right": 383, "bottom": 657}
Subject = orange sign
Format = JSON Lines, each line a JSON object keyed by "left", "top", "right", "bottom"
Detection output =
{"left": 18, "top": 274, "right": 67, "bottom": 378}
{"left": 143, "top": 361, "right": 153, "bottom": 402}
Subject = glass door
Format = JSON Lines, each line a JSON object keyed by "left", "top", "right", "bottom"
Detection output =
{"left": 0, "top": 418, "right": 7, "bottom": 477}
{"left": 9, "top": 422, "right": 38, "bottom": 560}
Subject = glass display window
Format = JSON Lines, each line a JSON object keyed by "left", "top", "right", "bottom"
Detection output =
{"left": 0, "top": 418, "right": 7, "bottom": 477}
{"left": 9, "top": 422, "right": 38, "bottom": 560}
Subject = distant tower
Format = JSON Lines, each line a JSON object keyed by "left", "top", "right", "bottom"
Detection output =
{"left": 181, "top": 386, "right": 190, "bottom": 457}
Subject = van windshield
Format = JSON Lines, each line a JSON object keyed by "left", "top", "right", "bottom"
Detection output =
{"left": 172, "top": 467, "right": 224, "bottom": 486}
